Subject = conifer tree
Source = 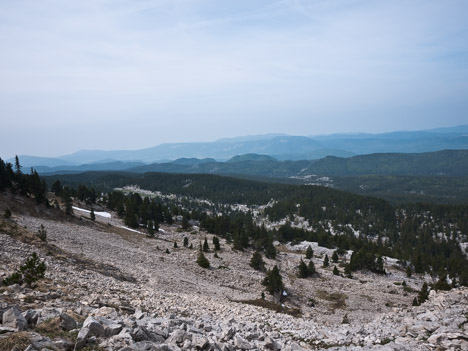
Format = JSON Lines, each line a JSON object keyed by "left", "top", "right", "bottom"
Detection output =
{"left": 333, "top": 266, "right": 339, "bottom": 275}
{"left": 332, "top": 250, "right": 339, "bottom": 263}
{"left": 417, "top": 282, "right": 429, "bottom": 304}
{"left": 213, "top": 236, "right": 220, "bottom": 251}
{"left": 147, "top": 220, "right": 154, "bottom": 237}
{"left": 203, "top": 237, "right": 210, "bottom": 252}
{"left": 323, "top": 254, "right": 329, "bottom": 267}
{"left": 183, "top": 237, "right": 189, "bottom": 247}
{"left": 262, "top": 265, "right": 284, "bottom": 298}
{"left": 90, "top": 209, "right": 96, "bottom": 221}
{"left": 196, "top": 250, "right": 210, "bottom": 269}
{"left": 250, "top": 251, "right": 266, "bottom": 271}
{"left": 305, "top": 245, "right": 314, "bottom": 259}
{"left": 308, "top": 260, "right": 316, "bottom": 275}
{"left": 344, "top": 264, "right": 352, "bottom": 278}
{"left": 297, "top": 259, "right": 309, "bottom": 278}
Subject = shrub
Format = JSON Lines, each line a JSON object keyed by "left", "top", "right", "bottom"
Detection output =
{"left": 3, "top": 208, "right": 11, "bottom": 218}
{"left": 3, "top": 252, "right": 46, "bottom": 288}
{"left": 37, "top": 224, "right": 47, "bottom": 242}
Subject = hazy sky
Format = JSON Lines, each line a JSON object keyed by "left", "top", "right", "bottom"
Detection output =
{"left": 1, "top": 0, "right": 468, "bottom": 158}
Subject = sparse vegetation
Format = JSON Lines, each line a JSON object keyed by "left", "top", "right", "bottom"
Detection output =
{"left": 3, "top": 252, "right": 46, "bottom": 288}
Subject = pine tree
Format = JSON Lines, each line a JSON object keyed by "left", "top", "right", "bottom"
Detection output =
{"left": 333, "top": 266, "right": 339, "bottom": 275}
{"left": 297, "top": 259, "right": 309, "bottom": 278}
{"left": 332, "top": 250, "right": 339, "bottom": 263}
{"left": 147, "top": 220, "right": 154, "bottom": 237}
{"left": 434, "top": 274, "right": 451, "bottom": 291}
{"left": 14, "top": 155, "right": 21, "bottom": 174}
{"left": 203, "top": 237, "right": 209, "bottom": 252}
{"left": 376, "top": 255, "right": 385, "bottom": 274}
{"left": 183, "top": 237, "right": 189, "bottom": 247}
{"left": 213, "top": 236, "right": 220, "bottom": 251}
{"left": 323, "top": 254, "right": 329, "bottom": 267}
{"left": 262, "top": 265, "right": 284, "bottom": 298}
{"left": 250, "top": 251, "right": 266, "bottom": 271}
{"left": 308, "top": 260, "right": 316, "bottom": 275}
{"left": 197, "top": 250, "right": 210, "bottom": 269}
{"left": 305, "top": 245, "right": 314, "bottom": 259}
{"left": 174, "top": 241, "right": 178, "bottom": 249}
{"left": 406, "top": 265, "right": 413, "bottom": 278}
{"left": 182, "top": 216, "right": 191, "bottom": 230}
{"left": 90, "top": 209, "right": 96, "bottom": 221}
{"left": 417, "top": 282, "right": 429, "bottom": 304}
{"left": 3, "top": 252, "right": 46, "bottom": 288}
{"left": 344, "top": 264, "right": 352, "bottom": 278}
{"left": 265, "top": 240, "right": 277, "bottom": 259}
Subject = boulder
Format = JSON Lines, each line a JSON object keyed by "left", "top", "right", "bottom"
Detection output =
{"left": 75, "top": 327, "right": 90, "bottom": 350}
{"left": 2, "top": 306, "right": 27, "bottom": 331}
{"left": 83, "top": 316, "right": 105, "bottom": 337}
{"left": 166, "top": 328, "right": 190, "bottom": 345}
{"left": 105, "top": 323, "right": 123, "bottom": 337}
{"left": 60, "top": 313, "right": 77, "bottom": 331}
{"left": 22, "top": 309, "right": 39, "bottom": 326}
{"left": 234, "top": 335, "right": 254, "bottom": 350}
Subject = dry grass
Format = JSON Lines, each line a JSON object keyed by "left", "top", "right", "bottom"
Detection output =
{"left": 316, "top": 290, "right": 348, "bottom": 311}
{"left": 0, "top": 332, "right": 31, "bottom": 351}
{"left": 34, "top": 317, "right": 76, "bottom": 341}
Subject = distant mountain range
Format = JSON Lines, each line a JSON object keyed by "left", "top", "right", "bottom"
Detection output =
{"left": 7, "top": 125, "right": 467, "bottom": 168}
{"left": 26, "top": 149, "right": 468, "bottom": 180}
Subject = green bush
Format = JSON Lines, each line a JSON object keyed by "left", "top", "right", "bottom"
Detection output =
{"left": 3, "top": 252, "right": 46, "bottom": 287}
{"left": 197, "top": 251, "right": 210, "bottom": 269}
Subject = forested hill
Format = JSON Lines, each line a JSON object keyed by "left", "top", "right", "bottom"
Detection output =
{"left": 126, "top": 149, "right": 468, "bottom": 177}
{"left": 305, "top": 150, "right": 468, "bottom": 176}
{"left": 45, "top": 170, "right": 468, "bottom": 279}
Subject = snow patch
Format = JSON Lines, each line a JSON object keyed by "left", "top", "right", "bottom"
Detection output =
{"left": 72, "top": 206, "right": 111, "bottom": 218}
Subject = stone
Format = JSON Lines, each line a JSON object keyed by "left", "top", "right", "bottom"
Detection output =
{"left": 2, "top": 306, "right": 28, "bottom": 331}
{"left": 134, "top": 309, "right": 147, "bottom": 320}
{"left": 83, "top": 316, "right": 105, "bottom": 337}
{"left": 22, "top": 309, "right": 39, "bottom": 326}
{"left": 75, "top": 327, "right": 90, "bottom": 350}
{"left": 264, "top": 336, "right": 281, "bottom": 350}
{"left": 60, "top": 313, "right": 77, "bottom": 331}
{"left": 220, "top": 327, "right": 236, "bottom": 341}
{"left": 132, "top": 326, "right": 152, "bottom": 342}
{"left": 167, "top": 328, "right": 190, "bottom": 345}
{"left": 234, "top": 335, "right": 254, "bottom": 350}
{"left": 105, "top": 323, "right": 123, "bottom": 337}
{"left": 0, "top": 326, "right": 16, "bottom": 334}
{"left": 37, "top": 308, "right": 63, "bottom": 324}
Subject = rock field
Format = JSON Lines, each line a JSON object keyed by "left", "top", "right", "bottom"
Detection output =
{"left": 0, "top": 201, "right": 467, "bottom": 350}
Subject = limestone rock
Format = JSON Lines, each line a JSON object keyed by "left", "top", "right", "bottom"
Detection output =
{"left": 2, "top": 306, "right": 27, "bottom": 331}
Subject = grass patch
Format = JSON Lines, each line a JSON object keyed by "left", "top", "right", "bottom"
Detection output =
{"left": 0, "top": 332, "right": 31, "bottom": 350}
{"left": 234, "top": 299, "right": 302, "bottom": 318}
{"left": 34, "top": 317, "right": 77, "bottom": 341}
{"left": 316, "top": 290, "right": 348, "bottom": 310}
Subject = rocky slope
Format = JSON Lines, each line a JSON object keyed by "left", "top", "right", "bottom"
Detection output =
{"left": 0, "top": 195, "right": 467, "bottom": 350}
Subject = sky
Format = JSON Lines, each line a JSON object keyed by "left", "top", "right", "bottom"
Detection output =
{"left": 1, "top": 0, "right": 468, "bottom": 158}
